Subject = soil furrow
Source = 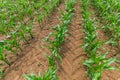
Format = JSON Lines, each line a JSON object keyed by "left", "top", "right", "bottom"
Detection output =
{"left": 57, "top": 3, "right": 88, "bottom": 80}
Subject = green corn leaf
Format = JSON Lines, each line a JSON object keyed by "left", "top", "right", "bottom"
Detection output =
{"left": 104, "top": 66, "right": 116, "bottom": 70}
{"left": 99, "top": 52, "right": 108, "bottom": 60}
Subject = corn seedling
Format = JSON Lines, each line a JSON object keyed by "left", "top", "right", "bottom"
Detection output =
{"left": 24, "top": 67, "right": 58, "bottom": 80}
{"left": 91, "top": 0, "right": 120, "bottom": 55}
{"left": 37, "top": 0, "right": 60, "bottom": 29}
{"left": 81, "top": 0, "right": 116, "bottom": 80}
{"left": 46, "top": 54, "right": 56, "bottom": 68}
{"left": 0, "top": 69, "right": 4, "bottom": 79}
{"left": 0, "top": 45, "right": 10, "bottom": 65}
{"left": 44, "top": 0, "right": 75, "bottom": 64}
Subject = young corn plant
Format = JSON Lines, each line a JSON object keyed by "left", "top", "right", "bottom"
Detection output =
{"left": 84, "top": 52, "right": 116, "bottom": 80}
{"left": 18, "top": 25, "right": 29, "bottom": 43}
{"left": 24, "top": 67, "right": 58, "bottom": 80}
{"left": 44, "top": 0, "right": 75, "bottom": 63}
{"left": 0, "top": 68, "right": 4, "bottom": 79}
{"left": 91, "top": 0, "right": 120, "bottom": 55}
{"left": 81, "top": 0, "right": 116, "bottom": 80}
{"left": 0, "top": 45, "right": 10, "bottom": 65}
{"left": 4, "top": 32, "right": 21, "bottom": 56}
{"left": 44, "top": 24, "right": 67, "bottom": 62}
{"left": 46, "top": 54, "right": 56, "bottom": 68}
{"left": 37, "top": 0, "right": 60, "bottom": 29}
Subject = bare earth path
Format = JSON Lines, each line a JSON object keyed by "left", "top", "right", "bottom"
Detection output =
{"left": 57, "top": 3, "right": 88, "bottom": 80}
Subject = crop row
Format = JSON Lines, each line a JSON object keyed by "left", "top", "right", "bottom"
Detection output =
{"left": 81, "top": 0, "right": 116, "bottom": 80}
{"left": 0, "top": 0, "right": 61, "bottom": 78}
{"left": 0, "top": 0, "right": 60, "bottom": 34}
{"left": 24, "top": 0, "right": 76, "bottom": 80}
{"left": 91, "top": 0, "right": 120, "bottom": 56}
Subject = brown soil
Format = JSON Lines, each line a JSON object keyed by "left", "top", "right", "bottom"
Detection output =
{"left": 0, "top": 34, "right": 6, "bottom": 41}
{"left": 57, "top": 3, "right": 88, "bottom": 80}
{"left": 2, "top": 1, "right": 120, "bottom": 80}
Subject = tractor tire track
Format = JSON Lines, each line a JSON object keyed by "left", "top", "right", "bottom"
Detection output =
{"left": 57, "top": 3, "right": 89, "bottom": 80}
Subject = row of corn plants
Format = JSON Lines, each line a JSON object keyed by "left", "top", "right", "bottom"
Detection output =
{"left": 0, "top": 0, "right": 46, "bottom": 78}
{"left": 24, "top": 0, "right": 76, "bottom": 80}
{"left": 0, "top": 0, "right": 61, "bottom": 65}
{"left": 0, "top": 0, "right": 57, "bottom": 34}
{"left": 90, "top": 0, "right": 120, "bottom": 56}
{"left": 37, "top": 0, "right": 61, "bottom": 29}
{"left": 0, "top": 0, "right": 61, "bottom": 79}
{"left": 0, "top": 0, "right": 47, "bottom": 65}
{"left": 0, "top": 0, "right": 41, "bottom": 34}
{"left": 81, "top": 0, "right": 116, "bottom": 80}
